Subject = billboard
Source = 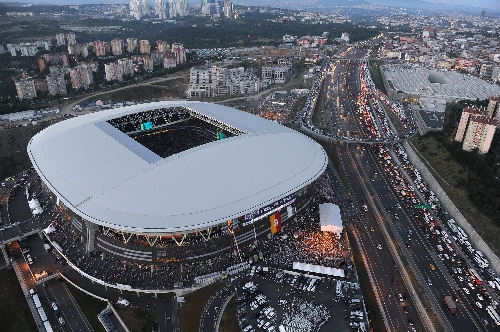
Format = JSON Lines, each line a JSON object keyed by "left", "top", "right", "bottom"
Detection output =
{"left": 243, "top": 193, "right": 295, "bottom": 225}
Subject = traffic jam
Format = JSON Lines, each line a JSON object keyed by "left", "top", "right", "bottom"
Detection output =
{"left": 302, "top": 48, "right": 500, "bottom": 327}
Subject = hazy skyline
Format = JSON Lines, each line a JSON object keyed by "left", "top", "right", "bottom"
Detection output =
{"left": 423, "top": 0, "right": 497, "bottom": 10}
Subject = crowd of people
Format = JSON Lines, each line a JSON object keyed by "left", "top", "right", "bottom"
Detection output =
{"left": 263, "top": 203, "right": 348, "bottom": 270}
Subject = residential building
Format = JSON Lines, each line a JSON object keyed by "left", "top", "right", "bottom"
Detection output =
{"left": 118, "top": 58, "right": 134, "bottom": 76}
{"left": 105, "top": 62, "right": 124, "bottom": 82}
{"left": 151, "top": 52, "right": 165, "bottom": 66}
{"left": 143, "top": 57, "right": 154, "bottom": 71}
{"left": 127, "top": 38, "right": 138, "bottom": 53}
{"left": 423, "top": 27, "right": 436, "bottom": 38}
{"left": 68, "top": 44, "right": 88, "bottom": 58}
{"left": 154, "top": 0, "right": 167, "bottom": 19}
{"left": 15, "top": 79, "right": 37, "bottom": 100}
{"left": 140, "top": 40, "right": 151, "bottom": 54}
{"left": 19, "top": 43, "right": 38, "bottom": 56}
{"left": 223, "top": 0, "right": 233, "bottom": 18}
{"left": 66, "top": 32, "right": 76, "bottom": 45}
{"left": 130, "top": 0, "right": 147, "bottom": 20}
{"left": 156, "top": 40, "right": 170, "bottom": 52}
{"left": 93, "top": 40, "right": 106, "bottom": 57}
{"left": 188, "top": 65, "right": 267, "bottom": 98}
{"left": 462, "top": 116, "right": 497, "bottom": 153}
{"left": 49, "top": 65, "right": 71, "bottom": 75}
{"left": 456, "top": 106, "right": 498, "bottom": 154}
{"left": 70, "top": 65, "right": 93, "bottom": 89}
{"left": 169, "top": 0, "right": 188, "bottom": 17}
{"left": 34, "top": 79, "right": 48, "bottom": 94}
{"left": 172, "top": 43, "right": 186, "bottom": 64}
{"left": 46, "top": 74, "right": 67, "bottom": 96}
{"left": 111, "top": 38, "right": 124, "bottom": 56}
{"left": 56, "top": 33, "right": 66, "bottom": 46}
{"left": 164, "top": 51, "right": 177, "bottom": 68}
{"left": 43, "top": 53, "right": 69, "bottom": 66}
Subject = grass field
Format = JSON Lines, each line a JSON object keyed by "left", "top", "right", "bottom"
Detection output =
{"left": 178, "top": 282, "right": 223, "bottom": 332}
{"left": 114, "top": 306, "right": 158, "bottom": 332}
{"left": 64, "top": 280, "right": 108, "bottom": 332}
{"left": 0, "top": 268, "right": 39, "bottom": 332}
{"left": 368, "top": 59, "right": 387, "bottom": 95}
{"left": 219, "top": 295, "right": 239, "bottom": 332}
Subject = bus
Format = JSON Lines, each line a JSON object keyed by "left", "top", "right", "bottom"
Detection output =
{"left": 44, "top": 321, "right": 53, "bottom": 332}
{"left": 487, "top": 306, "right": 500, "bottom": 326}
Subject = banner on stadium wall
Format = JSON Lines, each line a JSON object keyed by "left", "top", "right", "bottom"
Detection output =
{"left": 270, "top": 212, "right": 282, "bottom": 234}
{"left": 243, "top": 193, "right": 295, "bottom": 226}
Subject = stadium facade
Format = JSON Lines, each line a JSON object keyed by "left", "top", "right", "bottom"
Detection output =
{"left": 28, "top": 101, "right": 327, "bottom": 264}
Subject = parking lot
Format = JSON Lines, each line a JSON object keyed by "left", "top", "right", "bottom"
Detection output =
{"left": 232, "top": 266, "right": 366, "bottom": 332}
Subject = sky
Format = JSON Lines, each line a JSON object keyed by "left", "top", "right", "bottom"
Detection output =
{"left": 419, "top": 0, "right": 497, "bottom": 9}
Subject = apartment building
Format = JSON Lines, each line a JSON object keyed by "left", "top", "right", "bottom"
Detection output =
{"left": 56, "top": 33, "right": 65, "bottom": 46}
{"left": 67, "top": 32, "right": 76, "bottom": 45}
{"left": 118, "top": 58, "right": 134, "bottom": 76}
{"left": 456, "top": 105, "right": 498, "bottom": 154}
{"left": 140, "top": 40, "right": 151, "bottom": 54}
{"left": 111, "top": 38, "right": 124, "bottom": 56}
{"left": 127, "top": 38, "right": 138, "bottom": 53}
{"left": 70, "top": 65, "right": 94, "bottom": 89}
{"left": 93, "top": 40, "right": 106, "bottom": 57}
{"left": 15, "top": 79, "right": 37, "bottom": 100}
{"left": 105, "top": 62, "right": 124, "bottom": 82}
{"left": 46, "top": 74, "right": 67, "bottom": 96}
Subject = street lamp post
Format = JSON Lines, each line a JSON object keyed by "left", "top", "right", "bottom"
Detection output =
{"left": 230, "top": 229, "right": 243, "bottom": 263}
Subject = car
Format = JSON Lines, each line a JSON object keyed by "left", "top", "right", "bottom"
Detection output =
{"left": 463, "top": 288, "right": 470, "bottom": 294}
{"left": 430, "top": 264, "right": 435, "bottom": 271}
{"left": 377, "top": 244, "right": 382, "bottom": 250}
{"left": 427, "top": 278, "right": 432, "bottom": 286}
{"left": 478, "top": 294, "right": 484, "bottom": 301}
{"left": 403, "top": 306, "right": 408, "bottom": 314}
{"left": 437, "top": 245, "right": 444, "bottom": 251}
{"left": 399, "top": 293, "right": 404, "bottom": 302}
{"left": 468, "top": 282, "right": 475, "bottom": 289}
{"left": 476, "top": 302, "right": 483, "bottom": 309}
{"left": 408, "top": 318, "right": 414, "bottom": 326}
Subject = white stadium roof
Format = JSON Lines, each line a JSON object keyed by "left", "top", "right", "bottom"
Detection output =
{"left": 28, "top": 101, "right": 327, "bottom": 234}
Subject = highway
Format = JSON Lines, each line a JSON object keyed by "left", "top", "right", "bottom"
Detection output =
{"left": 319, "top": 46, "right": 496, "bottom": 331}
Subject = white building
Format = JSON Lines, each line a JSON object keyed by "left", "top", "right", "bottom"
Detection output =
{"left": 154, "top": 0, "right": 167, "bottom": 19}
{"left": 118, "top": 58, "right": 134, "bottom": 76}
{"left": 169, "top": 0, "right": 188, "bottom": 17}
{"left": 105, "top": 62, "right": 124, "bottom": 82}
{"left": 15, "top": 79, "right": 37, "bottom": 101}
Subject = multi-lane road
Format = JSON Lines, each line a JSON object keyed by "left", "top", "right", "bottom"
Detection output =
{"left": 320, "top": 47, "right": 498, "bottom": 332}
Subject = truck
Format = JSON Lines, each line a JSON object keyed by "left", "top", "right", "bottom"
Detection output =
{"left": 444, "top": 296, "right": 457, "bottom": 314}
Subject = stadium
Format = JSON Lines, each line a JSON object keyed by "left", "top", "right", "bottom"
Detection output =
{"left": 28, "top": 101, "right": 327, "bottom": 267}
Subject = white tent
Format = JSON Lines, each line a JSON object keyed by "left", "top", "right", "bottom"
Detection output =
{"left": 319, "top": 203, "right": 343, "bottom": 237}
{"left": 28, "top": 199, "right": 40, "bottom": 210}
{"left": 293, "top": 262, "right": 345, "bottom": 278}
{"left": 43, "top": 225, "right": 56, "bottom": 234}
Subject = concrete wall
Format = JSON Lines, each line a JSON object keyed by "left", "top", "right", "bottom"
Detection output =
{"left": 402, "top": 140, "right": 500, "bottom": 274}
